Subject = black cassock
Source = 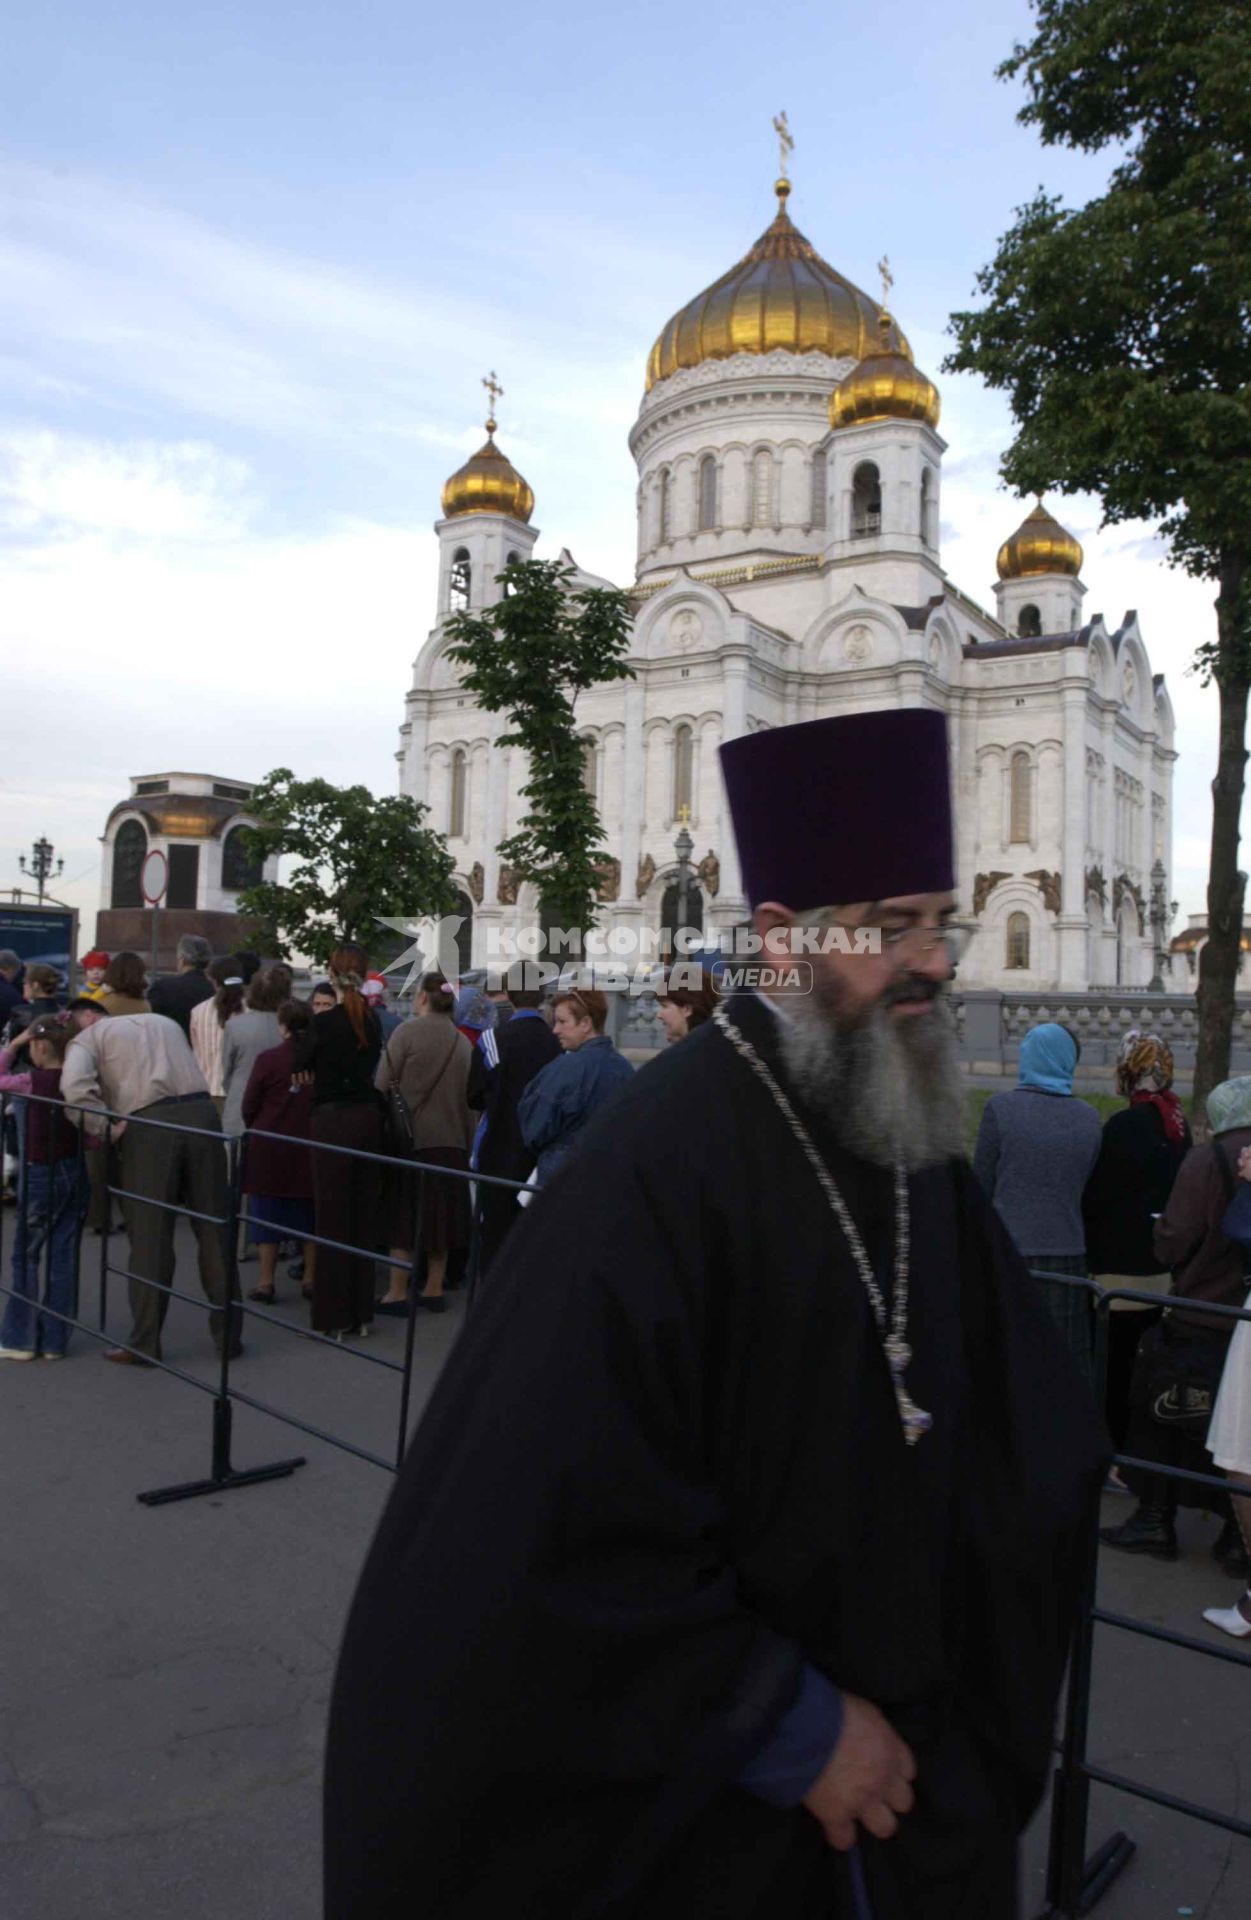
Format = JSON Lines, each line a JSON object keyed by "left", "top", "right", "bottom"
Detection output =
{"left": 325, "top": 993, "right": 1106, "bottom": 1919}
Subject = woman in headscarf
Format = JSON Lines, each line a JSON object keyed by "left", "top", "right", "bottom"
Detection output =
{"left": 973, "top": 1021, "right": 1103, "bottom": 1381}
{"left": 1102, "top": 1075, "right": 1251, "bottom": 1566}
{"left": 291, "top": 947, "right": 384, "bottom": 1339}
{"left": 1084, "top": 1031, "right": 1192, "bottom": 1475}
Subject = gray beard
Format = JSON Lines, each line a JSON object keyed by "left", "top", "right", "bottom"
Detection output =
{"left": 777, "top": 991, "right": 967, "bottom": 1171}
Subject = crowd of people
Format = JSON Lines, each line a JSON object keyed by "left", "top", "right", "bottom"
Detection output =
{"left": 972, "top": 1022, "right": 1251, "bottom": 1639}
{"left": 0, "top": 933, "right": 675, "bottom": 1365}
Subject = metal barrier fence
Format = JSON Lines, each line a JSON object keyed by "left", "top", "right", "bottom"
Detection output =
{"left": 1029, "top": 1270, "right": 1251, "bottom": 1918}
{"left": 0, "top": 1087, "right": 525, "bottom": 1503}
{"left": 2, "top": 1092, "right": 1248, "bottom": 1904}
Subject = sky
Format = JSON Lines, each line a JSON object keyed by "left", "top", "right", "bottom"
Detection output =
{"left": 0, "top": 0, "right": 1228, "bottom": 943}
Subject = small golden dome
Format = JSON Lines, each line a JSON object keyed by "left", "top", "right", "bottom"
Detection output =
{"left": 645, "top": 182, "right": 909, "bottom": 392}
{"left": 996, "top": 500, "right": 1083, "bottom": 580}
{"left": 829, "top": 313, "right": 940, "bottom": 430}
{"left": 441, "top": 422, "right": 534, "bottom": 523}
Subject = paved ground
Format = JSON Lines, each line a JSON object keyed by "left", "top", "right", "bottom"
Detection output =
{"left": 1, "top": 1219, "right": 1249, "bottom": 1918}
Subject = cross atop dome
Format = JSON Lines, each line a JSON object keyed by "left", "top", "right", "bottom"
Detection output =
{"left": 482, "top": 370, "right": 504, "bottom": 434}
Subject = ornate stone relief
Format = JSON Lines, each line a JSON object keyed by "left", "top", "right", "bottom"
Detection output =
{"left": 842, "top": 624, "right": 873, "bottom": 664}
{"left": 467, "top": 862, "right": 484, "bottom": 905}
{"left": 594, "top": 857, "right": 621, "bottom": 903}
{"left": 669, "top": 608, "right": 703, "bottom": 651}
{"left": 635, "top": 851, "right": 656, "bottom": 898}
{"left": 973, "top": 870, "right": 1011, "bottom": 915}
{"left": 1085, "top": 864, "right": 1108, "bottom": 909}
{"left": 1025, "top": 868, "right": 1062, "bottom": 914}
{"left": 697, "top": 850, "right": 720, "bottom": 897}
{"left": 497, "top": 865, "right": 519, "bottom": 906}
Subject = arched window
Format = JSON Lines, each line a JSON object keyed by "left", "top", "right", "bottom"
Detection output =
{"left": 581, "top": 734, "right": 597, "bottom": 799}
{"left": 449, "top": 548, "right": 471, "bottom": 613}
{"left": 851, "top": 462, "right": 881, "bottom": 537}
{"left": 1010, "top": 751, "right": 1032, "bottom": 843}
{"left": 672, "top": 724, "right": 694, "bottom": 819}
{"left": 811, "top": 450, "right": 827, "bottom": 529}
{"left": 449, "top": 749, "right": 468, "bottom": 839}
{"left": 658, "top": 469, "right": 672, "bottom": 543}
{"left": 1018, "top": 602, "right": 1042, "bottom": 638}
{"left": 752, "top": 451, "right": 773, "bottom": 527}
{"left": 221, "top": 824, "right": 263, "bottom": 893}
{"left": 698, "top": 455, "right": 717, "bottom": 531}
{"left": 110, "top": 819, "right": 148, "bottom": 909}
{"left": 1006, "top": 912, "right": 1030, "bottom": 971}
{"left": 919, "top": 468, "right": 931, "bottom": 544}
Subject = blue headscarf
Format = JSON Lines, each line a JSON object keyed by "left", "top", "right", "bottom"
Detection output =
{"left": 1019, "top": 1022, "right": 1078, "bottom": 1096}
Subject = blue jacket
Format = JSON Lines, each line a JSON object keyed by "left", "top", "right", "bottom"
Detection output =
{"left": 518, "top": 1036, "right": 633, "bottom": 1185}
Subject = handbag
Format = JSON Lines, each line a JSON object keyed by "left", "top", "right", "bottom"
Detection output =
{"left": 383, "top": 1029, "right": 459, "bottom": 1160}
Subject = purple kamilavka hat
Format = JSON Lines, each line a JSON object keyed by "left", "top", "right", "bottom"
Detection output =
{"left": 719, "top": 709, "right": 954, "bottom": 908}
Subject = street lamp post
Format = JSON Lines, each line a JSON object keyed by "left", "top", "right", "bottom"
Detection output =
{"left": 18, "top": 837, "right": 64, "bottom": 906}
{"left": 1148, "top": 858, "right": 1177, "bottom": 994}
{"left": 673, "top": 823, "right": 694, "bottom": 959}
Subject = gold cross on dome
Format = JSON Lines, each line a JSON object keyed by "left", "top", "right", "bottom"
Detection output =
{"left": 773, "top": 111, "right": 794, "bottom": 179}
{"left": 482, "top": 370, "right": 504, "bottom": 430}
{"left": 877, "top": 254, "right": 894, "bottom": 313}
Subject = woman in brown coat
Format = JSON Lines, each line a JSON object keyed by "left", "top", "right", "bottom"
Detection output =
{"left": 375, "top": 974, "right": 475, "bottom": 1315}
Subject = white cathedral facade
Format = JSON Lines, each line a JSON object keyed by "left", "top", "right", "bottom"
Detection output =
{"left": 398, "top": 178, "right": 1175, "bottom": 992}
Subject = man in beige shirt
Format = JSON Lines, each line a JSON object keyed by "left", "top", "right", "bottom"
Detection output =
{"left": 62, "top": 1014, "right": 240, "bottom": 1366}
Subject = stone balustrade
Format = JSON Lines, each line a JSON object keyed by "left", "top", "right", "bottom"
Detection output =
{"left": 612, "top": 984, "right": 1251, "bottom": 1086}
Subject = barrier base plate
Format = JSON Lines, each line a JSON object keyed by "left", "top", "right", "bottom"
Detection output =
{"left": 137, "top": 1456, "right": 306, "bottom": 1506}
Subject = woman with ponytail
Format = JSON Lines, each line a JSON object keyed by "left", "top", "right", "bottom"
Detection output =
{"left": 291, "top": 946, "right": 384, "bottom": 1338}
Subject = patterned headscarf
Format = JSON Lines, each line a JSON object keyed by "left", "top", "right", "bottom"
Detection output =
{"left": 1117, "top": 1029, "right": 1186, "bottom": 1145}
{"left": 1116, "top": 1029, "right": 1174, "bottom": 1093}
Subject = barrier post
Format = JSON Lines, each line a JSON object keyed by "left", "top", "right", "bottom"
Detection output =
{"left": 137, "top": 1124, "right": 306, "bottom": 1506}
{"left": 395, "top": 1164, "right": 426, "bottom": 1468}
{"left": 1043, "top": 1290, "right": 1135, "bottom": 1913}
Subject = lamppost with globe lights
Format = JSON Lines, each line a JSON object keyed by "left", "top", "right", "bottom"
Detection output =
{"left": 18, "top": 837, "right": 64, "bottom": 906}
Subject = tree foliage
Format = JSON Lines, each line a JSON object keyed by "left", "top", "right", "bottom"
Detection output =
{"left": 444, "top": 558, "right": 634, "bottom": 938}
{"left": 944, "top": 0, "right": 1251, "bottom": 1105}
{"left": 237, "top": 769, "right": 457, "bottom": 968}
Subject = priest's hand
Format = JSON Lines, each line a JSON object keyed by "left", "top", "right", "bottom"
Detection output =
{"left": 800, "top": 1693, "right": 916, "bottom": 1850}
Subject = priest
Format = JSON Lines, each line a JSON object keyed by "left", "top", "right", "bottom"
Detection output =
{"left": 324, "top": 708, "right": 1106, "bottom": 1919}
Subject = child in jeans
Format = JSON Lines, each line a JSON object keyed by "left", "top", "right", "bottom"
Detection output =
{"left": 0, "top": 1016, "right": 87, "bottom": 1359}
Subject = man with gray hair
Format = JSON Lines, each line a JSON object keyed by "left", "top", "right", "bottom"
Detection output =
{"left": 326, "top": 709, "right": 1107, "bottom": 1920}
{"left": 148, "top": 933, "right": 214, "bottom": 1039}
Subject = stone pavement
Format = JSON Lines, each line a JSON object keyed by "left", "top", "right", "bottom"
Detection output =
{"left": 0, "top": 1218, "right": 1249, "bottom": 1918}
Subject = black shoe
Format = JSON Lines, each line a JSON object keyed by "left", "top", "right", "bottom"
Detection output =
{"left": 1213, "top": 1520, "right": 1251, "bottom": 1578}
{"left": 373, "top": 1297, "right": 409, "bottom": 1317}
{"left": 1100, "top": 1505, "right": 1178, "bottom": 1561}
{"left": 415, "top": 1293, "right": 447, "bottom": 1315}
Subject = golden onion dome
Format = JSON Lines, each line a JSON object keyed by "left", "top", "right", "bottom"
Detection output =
{"left": 996, "top": 500, "right": 1084, "bottom": 580}
{"left": 441, "top": 418, "right": 535, "bottom": 523}
{"left": 645, "top": 181, "right": 909, "bottom": 392}
{"left": 829, "top": 312, "right": 941, "bottom": 430}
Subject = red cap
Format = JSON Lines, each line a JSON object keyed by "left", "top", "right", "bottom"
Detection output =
{"left": 82, "top": 950, "right": 110, "bottom": 969}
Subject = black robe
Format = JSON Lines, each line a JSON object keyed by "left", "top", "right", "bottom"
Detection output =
{"left": 324, "top": 993, "right": 1106, "bottom": 1919}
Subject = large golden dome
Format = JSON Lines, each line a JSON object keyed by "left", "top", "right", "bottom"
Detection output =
{"left": 645, "top": 181, "right": 909, "bottom": 392}
{"left": 829, "top": 314, "right": 940, "bottom": 430}
{"left": 441, "top": 424, "right": 534, "bottom": 523}
{"left": 996, "top": 500, "right": 1083, "bottom": 580}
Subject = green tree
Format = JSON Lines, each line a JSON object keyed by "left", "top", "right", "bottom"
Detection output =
{"left": 444, "top": 558, "right": 634, "bottom": 944}
{"left": 945, "top": 0, "right": 1251, "bottom": 1110}
{"left": 238, "top": 769, "right": 457, "bottom": 967}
